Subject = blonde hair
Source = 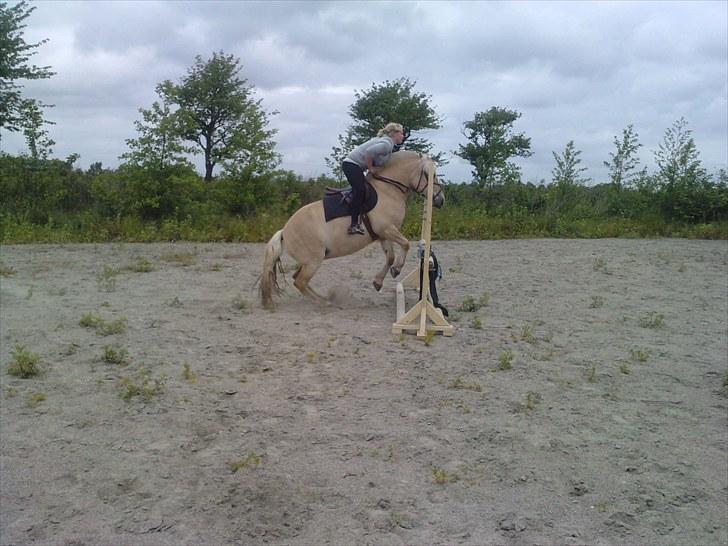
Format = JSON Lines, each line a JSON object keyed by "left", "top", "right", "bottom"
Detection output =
{"left": 378, "top": 122, "right": 404, "bottom": 137}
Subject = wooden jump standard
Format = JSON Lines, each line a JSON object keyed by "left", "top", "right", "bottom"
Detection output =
{"left": 392, "top": 160, "right": 454, "bottom": 338}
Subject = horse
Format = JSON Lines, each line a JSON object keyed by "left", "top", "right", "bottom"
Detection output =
{"left": 260, "top": 151, "right": 444, "bottom": 308}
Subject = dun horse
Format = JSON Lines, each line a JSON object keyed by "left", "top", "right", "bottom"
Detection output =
{"left": 261, "top": 151, "right": 444, "bottom": 308}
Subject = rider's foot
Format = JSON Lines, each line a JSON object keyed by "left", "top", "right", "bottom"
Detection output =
{"left": 348, "top": 223, "right": 366, "bottom": 235}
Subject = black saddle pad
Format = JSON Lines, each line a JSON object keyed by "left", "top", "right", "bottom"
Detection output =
{"left": 323, "top": 183, "right": 378, "bottom": 223}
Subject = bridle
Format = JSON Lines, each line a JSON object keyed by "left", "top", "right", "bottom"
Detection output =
{"left": 372, "top": 161, "right": 444, "bottom": 201}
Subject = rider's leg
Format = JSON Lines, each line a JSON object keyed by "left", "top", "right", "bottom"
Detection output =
{"left": 342, "top": 161, "right": 366, "bottom": 235}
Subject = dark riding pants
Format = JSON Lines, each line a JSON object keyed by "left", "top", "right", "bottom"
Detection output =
{"left": 342, "top": 161, "right": 366, "bottom": 225}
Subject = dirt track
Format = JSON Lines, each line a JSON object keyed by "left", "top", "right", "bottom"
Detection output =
{"left": 1, "top": 239, "right": 727, "bottom": 545}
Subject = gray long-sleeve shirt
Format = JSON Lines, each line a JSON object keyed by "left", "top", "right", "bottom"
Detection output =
{"left": 344, "top": 136, "right": 395, "bottom": 170}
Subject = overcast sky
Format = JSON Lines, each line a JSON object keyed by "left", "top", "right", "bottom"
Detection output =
{"left": 2, "top": 0, "right": 726, "bottom": 184}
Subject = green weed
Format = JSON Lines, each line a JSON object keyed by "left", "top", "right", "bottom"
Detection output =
{"left": 432, "top": 467, "right": 459, "bottom": 484}
{"left": 80, "top": 313, "right": 127, "bottom": 336}
{"left": 27, "top": 392, "right": 46, "bottom": 407}
{"left": 630, "top": 348, "right": 650, "bottom": 363}
{"left": 521, "top": 324, "right": 536, "bottom": 343}
{"left": 182, "top": 362, "right": 197, "bottom": 383}
{"left": 458, "top": 292, "right": 490, "bottom": 312}
{"left": 228, "top": 453, "right": 261, "bottom": 473}
{"left": 448, "top": 377, "right": 482, "bottom": 392}
{"left": 102, "top": 345, "right": 129, "bottom": 365}
{"left": 593, "top": 257, "right": 609, "bottom": 273}
{"left": 160, "top": 251, "right": 197, "bottom": 266}
{"left": 127, "top": 257, "right": 153, "bottom": 272}
{"left": 619, "top": 362, "right": 631, "bottom": 375}
{"left": 525, "top": 391, "right": 541, "bottom": 412}
{"left": 119, "top": 367, "right": 166, "bottom": 401}
{"left": 498, "top": 350, "right": 514, "bottom": 370}
{"left": 7, "top": 344, "right": 41, "bottom": 378}
{"left": 588, "top": 365, "right": 597, "bottom": 383}
{"left": 96, "top": 265, "right": 120, "bottom": 292}
{"left": 469, "top": 316, "right": 482, "bottom": 329}
{"left": 639, "top": 312, "right": 665, "bottom": 329}
{"left": 590, "top": 295, "right": 605, "bottom": 308}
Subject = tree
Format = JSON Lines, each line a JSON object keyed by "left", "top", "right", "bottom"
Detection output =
{"left": 604, "top": 124, "right": 643, "bottom": 189}
{"left": 158, "top": 51, "right": 279, "bottom": 181}
{"left": 120, "top": 98, "right": 191, "bottom": 171}
{"left": 327, "top": 78, "right": 444, "bottom": 178}
{"left": 20, "top": 98, "right": 54, "bottom": 160}
{"left": 456, "top": 107, "right": 532, "bottom": 187}
{"left": 0, "top": 0, "right": 54, "bottom": 135}
{"left": 654, "top": 117, "right": 704, "bottom": 188}
{"left": 551, "top": 140, "right": 589, "bottom": 186}
{"left": 653, "top": 118, "right": 710, "bottom": 221}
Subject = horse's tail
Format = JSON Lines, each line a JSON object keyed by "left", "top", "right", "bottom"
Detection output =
{"left": 261, "top": 229, "right": 284, "bottom": 309}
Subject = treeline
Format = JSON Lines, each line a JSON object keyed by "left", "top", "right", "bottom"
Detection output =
{"left": 1, "top": 152, "right": 726, "bottom": 243}
{"left": 1, "top": 2, "right": 726, "bottom": 242}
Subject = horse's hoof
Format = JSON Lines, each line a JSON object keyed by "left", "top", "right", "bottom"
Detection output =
{"left": 373, "top": 280, "right": 382, "bottom": 292}
{"left": 390, "top": 267, "right": 400, "bottom": 278}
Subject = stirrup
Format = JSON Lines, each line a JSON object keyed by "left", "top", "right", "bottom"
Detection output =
{"left": 348, "top": 223, "right": 366, "bottom": 235}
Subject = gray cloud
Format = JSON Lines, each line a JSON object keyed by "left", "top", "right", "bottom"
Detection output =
{"left": 2, "top": 0, "right": 725, "bottom": 183}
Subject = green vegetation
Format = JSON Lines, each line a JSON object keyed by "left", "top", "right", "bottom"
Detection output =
{"left": 0, "top": 9, "right": 724, "bottom": 243}
{"left": 102, "top": 345, "right": 129, "bottom": 365}
{"left": 228, "top": 453, "right": 262, "bottom": 473}
{"left": 7, "top": 344, "right": 41, "bottom": 377}
{"left": 80, "top": 313, "right": 128, "bottom": 336}
{"left": 119, "top": 367, "right": 166, "bottom": 401}
{"left": 498, "top": 350, "right": 514, "bottom": 371}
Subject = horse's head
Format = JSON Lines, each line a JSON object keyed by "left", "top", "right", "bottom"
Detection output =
{"left": 415, "top": 156, "right": 445, "bottom": 209}
{"left": 374, "top": 151, "right": 445, "bottom": 207}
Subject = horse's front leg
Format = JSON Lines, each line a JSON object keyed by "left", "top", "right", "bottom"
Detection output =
{"left": 373, "top": 239, "right": 395, "bottom": 291}
{"left": 379, "top": 225, "right": 410, "bottom": 278}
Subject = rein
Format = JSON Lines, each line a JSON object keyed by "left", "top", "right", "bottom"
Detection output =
{"left": 372, "top": 164, "right": 443, "bottom": 200}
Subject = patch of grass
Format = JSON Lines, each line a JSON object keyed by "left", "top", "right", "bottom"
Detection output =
{"left": 619, "top": 362, "right": 631, "bottom": 375}
{"left": 448, "top": 377, "right": 482, "bottom": 392}
{"left": 521, "top": 324, "right": 536, "bottom": 343}
{"left": 630, "top": 347, "right": 650, "bottom": 363}
{"left": 525, "top": 391, "right": 541, "bottom": 412}
{"left": 228, "top": 453, "right": 261, "bottom": 473}
{"left": 593, "top": 257, "right": 609, "bottom": 274}
{"left": 468, "top": 316, "right": 482, "bottom": 329}
{"left": 422, "top": 330, "right": 435, "bottom": 346}
{"left": 166, "top": 296, "right": 183, "bottom": 308}
{"left": 119, "top": 367, "right": 166, "bottom": 401}
{"left": 590, "top": 295, "right": 605, "bottom": 308}
{"left": 458, "top": 292, "right": 490, "bottom": 312}
{"left": 7, "top": 344, "right": 42, "bottom": 378}
{"left": 0, "top": 262, "right": 16, "bottom": 277}
{"left": 182, "top": 362, "right": 196, "bottom": 383}
{"left": 102, "top": 345, "right": 129, "bottom": 365}
{"left": 498, "top": 350, "right": 514, "bottom": 370}
{"left": 160, "top": 251, "right": 197, "bottom": 266}
{"left": 27, "top": 392, "right": 46, "bottom": 407}
{"left": 96, "top": 265, "right": 121, "bottom": 292}
{"left": 80, "top": 313, "right": 127, "bottom": 336}
{"left": 432, "top": 467, "right": 459, "bottom": 484}
{"left": 127, "top": 256, "right": 153, "bottom": 272}
{"left": 639, "top": 311, "right": 665, "bottom": 329}
{"left": 210, "top": 262, "right": 223, "bottom": 272}
{"left": 588, "top": 365, "right": 597, "bottom": 383}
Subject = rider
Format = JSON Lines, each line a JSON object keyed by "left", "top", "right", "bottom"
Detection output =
{"left": 342, "top": 122, "right": 405, "bottom": 235}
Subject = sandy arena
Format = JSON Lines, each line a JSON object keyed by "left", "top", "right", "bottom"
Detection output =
{"left": 1, "top": 239, "right": 726, "bottom": 545}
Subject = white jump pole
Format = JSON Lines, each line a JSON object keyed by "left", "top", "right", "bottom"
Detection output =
{"left": 392, "top": 160, "right": 453, "bottom": 338}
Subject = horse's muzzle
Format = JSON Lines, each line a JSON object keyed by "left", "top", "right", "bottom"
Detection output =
{"left": 433, "top": 193, "right": 445, "bottom": 208}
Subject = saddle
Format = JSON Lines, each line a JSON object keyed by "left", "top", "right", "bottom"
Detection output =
{"left": 322, "top": 182, "right": 379, "bottom": 238}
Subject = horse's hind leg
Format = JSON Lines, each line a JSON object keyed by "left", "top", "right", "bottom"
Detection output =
{"left": 373, "top": 240, "right": 395, "bottom": 291}
{"left": 293, "top": 260, "right": 328, "bottom": 303}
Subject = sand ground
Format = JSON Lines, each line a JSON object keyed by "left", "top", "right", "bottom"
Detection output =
{"left": 1, "top": 239, "right": 727, "bottom": 546}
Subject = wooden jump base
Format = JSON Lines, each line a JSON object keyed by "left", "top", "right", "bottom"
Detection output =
{"left": 392, "top": 161, "right": 454, "bottom": 338}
